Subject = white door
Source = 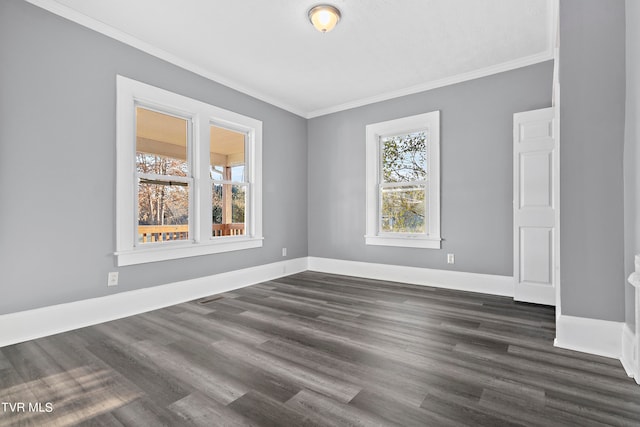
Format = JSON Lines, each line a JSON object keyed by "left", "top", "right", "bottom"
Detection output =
{"left": 513, "top": 107, "right": 557, "bottom": 306}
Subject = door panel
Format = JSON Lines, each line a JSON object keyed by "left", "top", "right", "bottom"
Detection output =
{"left": 514, "top": 107, "right": 556, "bottom": 306}
{"left": 520, "top": 227, "right": 552, "bottom": 285}
{"left": 519, "top": 152, "right": 552, "bottom": 208}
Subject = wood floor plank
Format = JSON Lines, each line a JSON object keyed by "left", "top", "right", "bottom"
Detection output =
{"left": 80, "top": 412, "right": 126, "bottom": 427}
{"left": 1, "top": 271, "right": 639, "bottom": 426}
{"left": 168, "top": 338, "right": 301, "bottom": 403}
{"left": 85, "top": 338, "right": 191, "bottom": 407}
{"left": 210, "top": 339, "right": 362, "bottom": 403}
{"left": 110, "top": 397, "right": 193, "bottom": 426}
{"left": 227, "top": 391, "right": 312, "bottom": 427}
{"left": 0, "top": 352, "right": 11, "bottom": 371}
{"left": 349, "top": 389, "right": 462, "bottom": 427}
{"left": 257, "top": 337, "right": 430, "bottom": 407}
{"left": 168, "top": 392, "right": 253, "bottom": 427}
{"left": 284, "top": 388, "right": 397, "bottom": 427}
{"left": 129, "top": 339, "right": 249, "bottom": 405}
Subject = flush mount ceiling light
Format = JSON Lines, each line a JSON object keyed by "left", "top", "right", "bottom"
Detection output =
{"left": 308, "top": 5, "right": 341, "bottom": 33}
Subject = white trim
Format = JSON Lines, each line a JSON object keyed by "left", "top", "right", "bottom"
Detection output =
{"left": 548, "top": 0, "right": 559, "bottom": 60}
{"left": 307, "top": 257, "right": 514, "bottom": 297}
{"left": 629, "top": 273, "right": 640, "bottom": 290}
{"left": 621, "top": 323, "right": 637, "bottom": 380}
{"left": 364, "top": 235, "right": 441, "bottom": 249}
{"left": 306, "top": 51, "right": 554, "bottom": 118}
{"left": 0, "top": 258, "right": 308, "bottom": 348}
{"left": 0, "top": 257, "right": 512, "bottom": 348}
{"left": 3, "top": 253, "right": 638, "bottom": 379}
{"left": 115, "top": 237, "right": 264, "bottom": 266}
{"left": 552, "top": 0, "right": 562, "bottom": 322}
{"left": 116, "top": 75, "right": 263, "bottom": 266}
{"left": 554, "top": 315, "right": 623, "bottom": 359}
{"left": 24, "top": 0, "right": 553, "bottom": 119}
{"left": 628, "top": 254, "right": 640, "bottom": 384}
{"left": 365, "top": 112, "right": 441, "bottom": 249}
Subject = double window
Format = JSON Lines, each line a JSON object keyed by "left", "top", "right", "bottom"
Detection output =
{"left": 365, "top": 111, "right": 441, "bottom": 249}
{"left": 116, "top": 76, "right": 263, "bottom": 266}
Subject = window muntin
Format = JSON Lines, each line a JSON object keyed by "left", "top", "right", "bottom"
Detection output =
{"left": 365, "top": 111, "right": 440, "bottom": 249}
{"left": 116, "top": 76, "right": 263, "bottom": 266}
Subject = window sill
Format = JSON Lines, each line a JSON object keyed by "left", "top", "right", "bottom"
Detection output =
{"left": 115, "top": 237, "right": 264, "bottom": 266}
{"left": 364, "top": 235, "right": 441, "bottom": 249}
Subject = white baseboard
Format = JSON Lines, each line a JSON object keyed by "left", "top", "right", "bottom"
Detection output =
{"left": 627, "top": 255, "right": 640, "bottom": 384}
{"left": 621, "top": 323, "right": 637, "bottom": 379}
{"left": 307, "top": 257, "right": 514, "bottom": 297}
{"left": 554, "top": 314, "right": 623, "bottom": 359}
{"left": 2, "top": 254, "right": 636, "bottom": 380}
{"left": 0, "top": 258, "right": 308, "bottom": 348}
{"left": 0, "top": 256, "right": 512, "bottom": 348}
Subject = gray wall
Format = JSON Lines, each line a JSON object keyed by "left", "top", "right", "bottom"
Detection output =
{"left": 308, "top": 62, "right": 553, "bottom": 277}
{"left": 2, "top": 0, "right": 630, "bottom": 326}
{"left": 560, "top": 0, "right": 626, "bottom": 321}
{"left": 625, "top": 0, "right": 640, "bottom": 329}
{"left": 0, "top": 0, "right": 308, "bottom": 315}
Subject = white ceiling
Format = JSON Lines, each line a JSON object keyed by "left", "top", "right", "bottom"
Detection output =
{"left": 28, "top": 0, "right": 555, "bottom": 118}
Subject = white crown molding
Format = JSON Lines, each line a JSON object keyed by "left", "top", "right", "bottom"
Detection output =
{"left": 23, "top": 0, "right": 307, "bottom": 118}
{"left": 307, "top": 257, "right": 514, "bottom": 297}
{"left": 24, "top": 0, "right": 554, "bottom": 120}
{"left": 0, "top": 258, "right": 308, "bottom": 348}
{"left": 305, "top": 51, "right": 554, "bottom": 118}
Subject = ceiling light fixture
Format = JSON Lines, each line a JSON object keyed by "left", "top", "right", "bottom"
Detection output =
{"left": 308, "top": 5, "right": 341, "bottom": 33}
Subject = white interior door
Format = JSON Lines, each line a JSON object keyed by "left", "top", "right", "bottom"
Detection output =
{"left": 513, "top": 107, "right": 557, "bottom": 306}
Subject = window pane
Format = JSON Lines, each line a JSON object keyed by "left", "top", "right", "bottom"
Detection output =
{"left": 136, "top": 107, "right": 189, "bottom": 176}
{"left": 138, "top": 181, "right": 189, "bottom": 243}
{"left": 210, "top": 125, "right": 246, "bottom": 181}
{"left": 231, "top": 165, "right": 245, "bottom": 182}
{"left": 381, "top": 131, "right": 427, "bottom": 183}
{"left": 212, "top": 183, "right": 246, "bottom": 237}
{"left": 381, "top": 185, "right": 426, "bottom": 233}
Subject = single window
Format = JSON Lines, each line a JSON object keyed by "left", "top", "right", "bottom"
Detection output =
{"left": 116, "top": 76, "right": 263, "bottom": 266}
{"left": 365, "top": 112, "right": 441, "bottom": 249}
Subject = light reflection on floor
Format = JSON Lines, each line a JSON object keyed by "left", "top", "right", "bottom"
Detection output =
{"left": 0, "top": 366, "right": 141, "bottom": 426}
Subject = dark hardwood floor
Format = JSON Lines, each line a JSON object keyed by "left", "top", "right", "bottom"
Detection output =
{"left": 1, "top": 271, "right": 639, "bottom": 426}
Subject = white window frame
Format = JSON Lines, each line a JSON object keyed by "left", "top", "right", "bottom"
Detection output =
{"left": 365, "top": 111, "right": 441, "bottom": 249}
{"left": 115, "top": 75, "right": 263, "bottom": 266}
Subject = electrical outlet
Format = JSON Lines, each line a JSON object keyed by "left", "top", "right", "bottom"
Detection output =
{"left": 447, "top": 253, "right": 455, "bottom": 264}
{"left": 282, "top": 247, "right": 287, "bottom": 257}
{"left": 108, "top": 272, "right": 119, "bottom": 287}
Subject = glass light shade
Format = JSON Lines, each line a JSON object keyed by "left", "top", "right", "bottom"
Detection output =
{"left": 308, "top": 5, "right": 341, "bottom": 33}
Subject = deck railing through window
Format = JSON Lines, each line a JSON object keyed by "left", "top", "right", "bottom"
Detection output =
{"left": 138, "top": 224, "right": 245, "bottom": 243}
